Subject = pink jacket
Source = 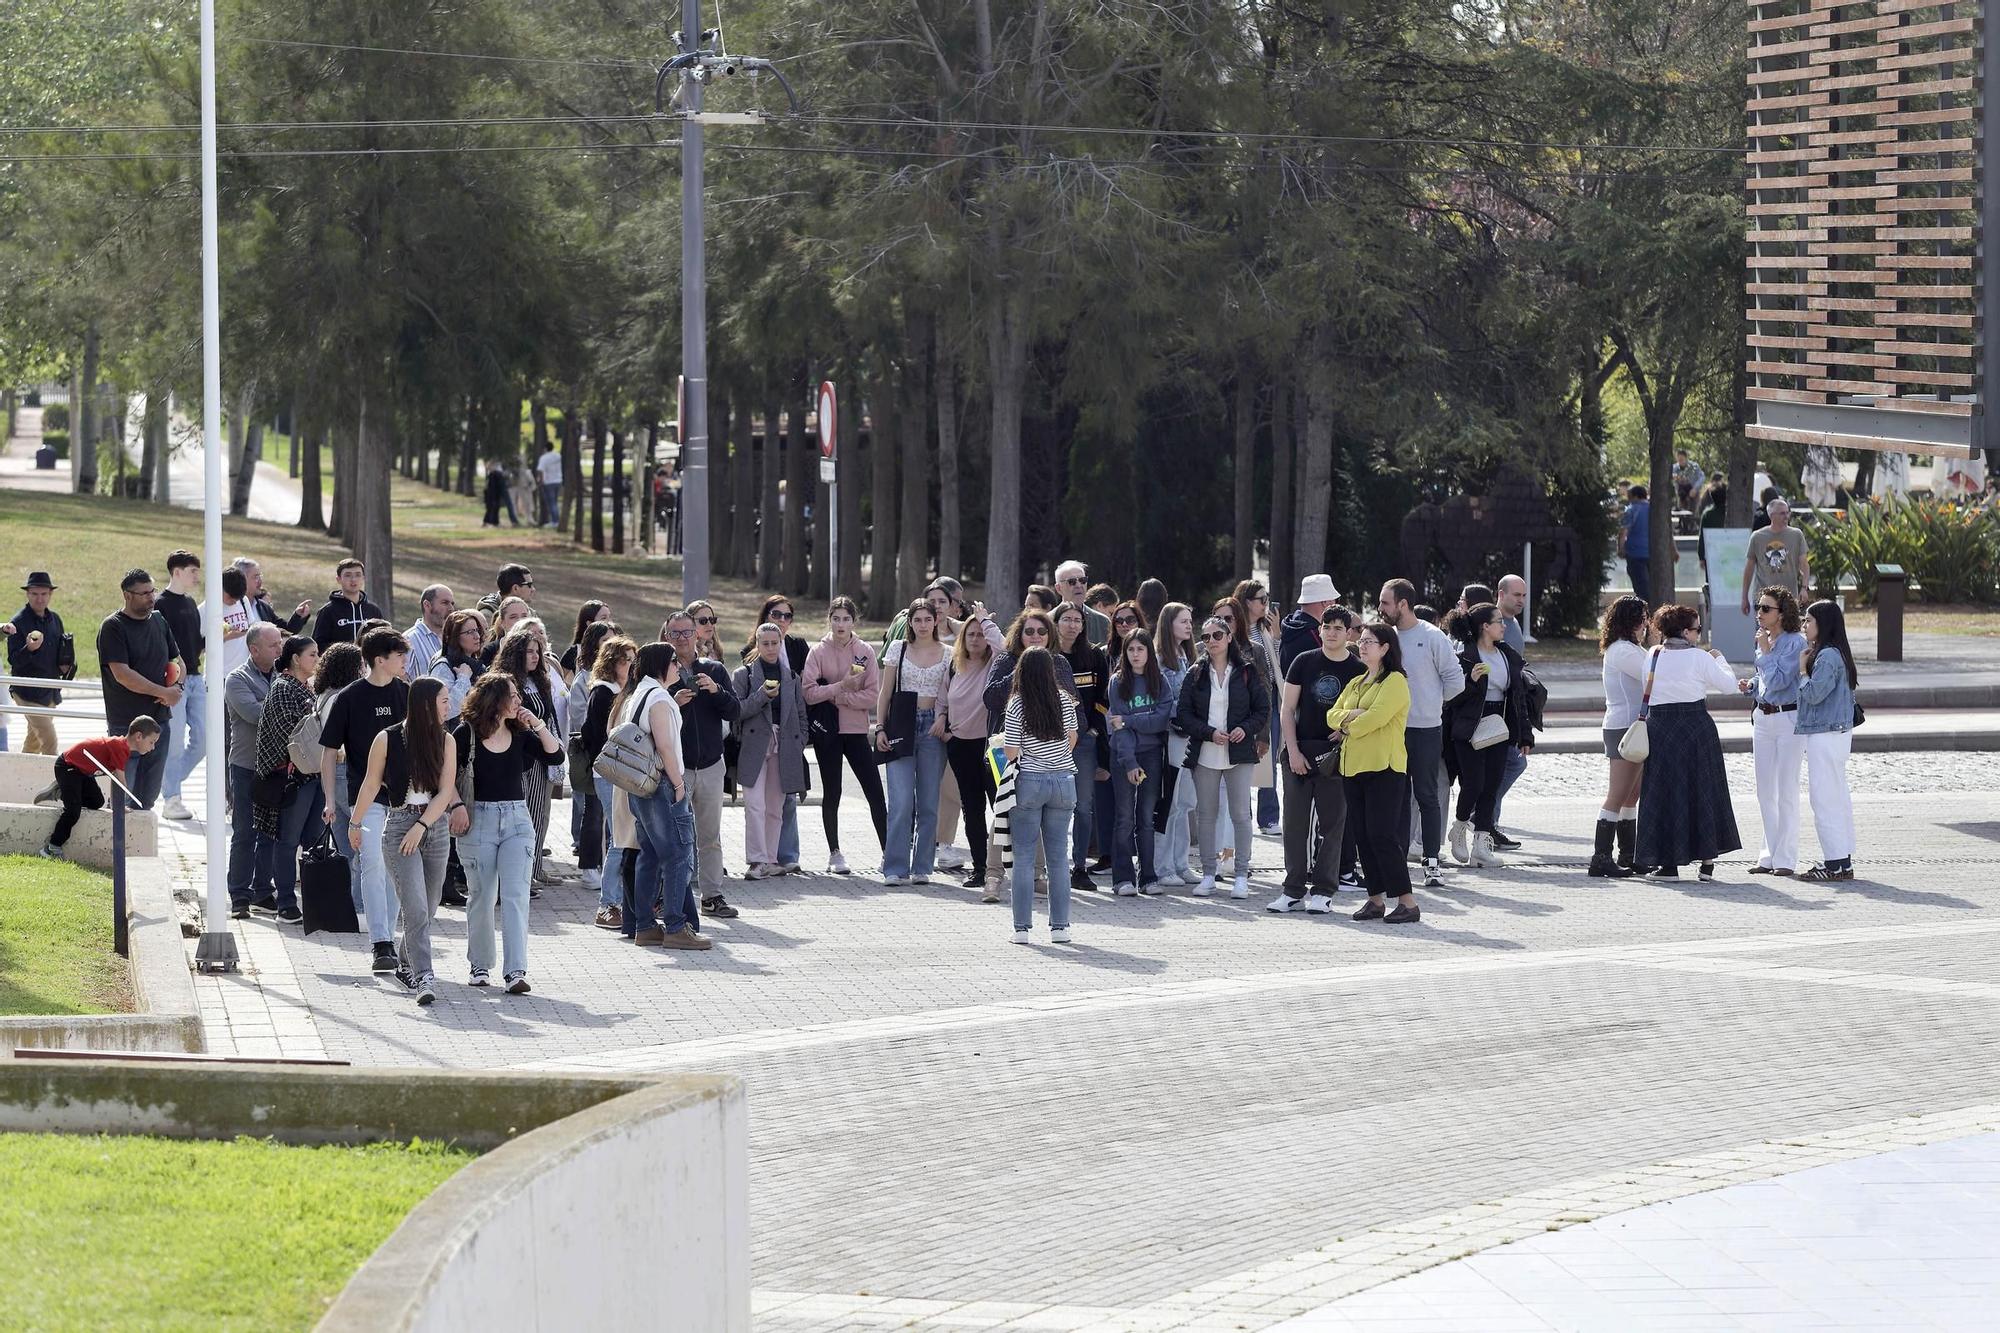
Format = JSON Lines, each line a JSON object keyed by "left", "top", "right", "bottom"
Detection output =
{"left": 803, "top": 636, "right": 879, "bottom": 734}
{"left": 942, "top": 616, "right": 1006, "bottom": 740}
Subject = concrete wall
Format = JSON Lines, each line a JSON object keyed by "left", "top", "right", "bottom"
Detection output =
{"left": 0, "top": 751, "right": 157, "bottom": 863}
{"left": 0, "top": 1062, "right": 749, "bottom": 1332}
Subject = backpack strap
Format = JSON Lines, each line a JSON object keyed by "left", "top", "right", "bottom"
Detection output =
{"left": 1638, "top": 647, "right": 1663, "bottom": 719}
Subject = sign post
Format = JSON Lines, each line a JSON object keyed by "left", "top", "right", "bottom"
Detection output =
{"left": 817, "top": 381, "right": 838, "bottom": 592}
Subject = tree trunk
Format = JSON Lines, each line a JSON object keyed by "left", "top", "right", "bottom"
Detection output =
{"left": 898, "top": 308, "right": 934, "bottom": 605}
{"left": 564, "top": 409, "right": 583, "bottom": 543}
{"left": 1232, "top": 367, "right": 1256, "bottom": 580}
{"left": 729, "top": 399, "right": 757, "bottom": 576}
{"left": 838, "top": 385, "right": 865, "bottom": 598}
{"left": 1268, "top": 378, "right": 1295, "bottom": 616}
{"left": 354, "top": 387, "right": 395, "bottom": 617}
{"left": 299, "top": 420, "right": 325, "bottom": 530}
{"left": 240, "top": 418, "right": 266, "bottom": 516}
{"left": 867, "top": 366, "right": 901, "bottom": 617}
{"left": 327, "top": 421, "right": 350, "bottom": 542}
{"left": 810, "top": 387, "right": 830, "bottom": 600}
{"left": 982, "top": 286, "right": 1030, "bottom": 611}
{"left": 138, "top": 393, "right": 165, "bottom": 502}
{"left": 287, "top": 401, "right": 300, "bottom": 478}
{"left": 1296, "top": 339, "right": 1337, "bottom": 591}
{"left": 783, "top": 386, "right": 812, "bottom": 597}
{"left": 590, "top": 414, "right": 607, "bottom": 553}
{"left": 228, "top": 384, "right": 258, "bottom": 517}
{"left": 758, "top": 402, "right": 782, "bottom": 585}
{"left": 936, "top": 334, "right": 961, "bottom": 579}
{"left": 75, "top": 326, "right": 100, "bottom": 494}
{"left": 641, "top": 418, "right": 658, "bottom": 555}
{"left": 612, "top": 427, "right": 626, "bottom": 555}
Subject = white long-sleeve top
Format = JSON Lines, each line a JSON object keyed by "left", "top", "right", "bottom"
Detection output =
{"left": 1643, "top": 641, "right": 1739, "bottom": 706}
{"left": 1602, "top": 639, "right": 1649, "bottom": 729}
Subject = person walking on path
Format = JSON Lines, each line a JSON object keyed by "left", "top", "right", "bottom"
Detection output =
{"left": 1740, "top": 497, "right": 1810, "bottom": 616}
{"left": 1376, "top": 578, "right": 1464, "bottom": 891}
{"left": 150, "top": 552, "right": 205, "bottom": 819}
{"left": 453, "top": 672, "right": 563, "bottom": 989}
{"left": 803, "top": 598, "right": 889, "bottom": 876}
{"left": 253, "top": 635, "right": 322, "bottom": 923}
{"left": 36, "top": 720, "right": 161, "bottom": 858}
{"left": 1175, "top": 614, "right": 1269, "bottom": 899}
{"left": 1740, "top": 588, "right": 1807, "bottom": 876}
{"left": 1621, "top": 485, "right": 1652, "bottom": 604}
{"left": 1441, "top": 603, "right": 1532, "bottom": 871}
{"left": 1004, "top": 646, "right": 1080, "bottom": 945}
{"left": 483, "top": 463, "right": 521, "bottom": 527}
{"left": 1331, "top": 624, "right": 1419, "bottom": 924}
{"left": 403, "top": 585, "right": 455, "bottom": 681}
{"left": 6, "top": 570, "right": 68, "bottom": 756}
{"left": 1591, "top": 596, "right": 1649, "bottom": 879}
{"left": 309, "top": 558, "right": 385, "bottom": 651}
{"left": 1270, "top": 606, "right": 1364, "bottom": 913}
{"left": 1105, "top": 628, "right": 1175, "bottom": 896}
{"left": 535, "top": 443, "right": 564, "bottom": 527}
{"left": 736, "top": 623, "right": 811, "bottom": 881}
{"left": 1797, "top": 599, "right": 1859, "bottom": 882}
{"left": 1633, "top": 604, "right": 1742, "bottom": 881}
{"left": 319, "top": 628, "right": 410, "bottom": 973}
{"left": 97, "top": 568, "right": 182, "bottom": 811}
{"left": 663, "top": 611, "right": 741, "bottom": 916}
{"left": 348, "top": 676, "right": 458, "bottom": 1004}
{"left": 224, "top": 624, "right": 283, "bottom": 917}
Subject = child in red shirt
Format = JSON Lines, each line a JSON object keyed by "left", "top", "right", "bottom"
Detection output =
{"left": 37, "top": 718, "right": 161, "bottom": 857}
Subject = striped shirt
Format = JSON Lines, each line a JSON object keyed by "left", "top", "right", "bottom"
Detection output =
{"left": 1005, "top": 694, "right": 1074, "bottom": 772}
{"left": 404, "top": 619, "right": 444, "bottom": 681}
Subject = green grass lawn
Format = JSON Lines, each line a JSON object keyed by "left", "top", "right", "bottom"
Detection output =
{"left": 0, "top": 483, "right": 884, "bottom": 678}
{"left": 0, "top": 856, "right": 129, "bottom": 1017}
{"left": 0, "top": 1133, "right": 474, "bottom": 1331}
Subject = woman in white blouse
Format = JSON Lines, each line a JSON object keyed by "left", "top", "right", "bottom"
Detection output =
{"left": 1632, "top": 604, "right": 1743, "bottom": 881}
{"left": 1592, "top": 596, "right": 1651, "bottom": 878}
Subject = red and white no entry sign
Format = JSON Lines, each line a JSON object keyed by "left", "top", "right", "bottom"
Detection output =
{"left": 817, "top": 381, "right": 837, "bottom": 458}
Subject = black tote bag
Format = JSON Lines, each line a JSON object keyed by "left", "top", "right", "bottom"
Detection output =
{"left": 875, "top": 650, "right": 917, "bottom": 764}
{"left": 299, "top": 827, "right": 360, "bottom": 935}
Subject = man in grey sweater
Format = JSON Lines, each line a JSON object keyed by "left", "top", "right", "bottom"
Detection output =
{"left": 225, "top": 624, "right": 283, "bottom": 917}
{"left": 1377, "top": 579, "right": 1465, "bottom": 889}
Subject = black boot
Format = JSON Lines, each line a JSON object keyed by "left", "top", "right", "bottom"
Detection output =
{"left": 1588, "top": 821, "right": 1632, "bottom": 878}
{"left": 1617, "top": 817, "right": 1655, "bottom": 875}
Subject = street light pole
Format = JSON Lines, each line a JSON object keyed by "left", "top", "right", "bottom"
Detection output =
{"left": 192, "top": 0, "right": 236, "bottom": 973}
{"left": 678, "top": 0, "right": 710, "bottom": 604}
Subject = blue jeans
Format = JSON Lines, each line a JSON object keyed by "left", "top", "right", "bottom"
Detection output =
{"left": 541, "top": 481, "right": 561, "bottom": 525}
{"left": 1161, "top": 755, "right": 1197, "bottom": 879}
{"left": 1493, "top": 746, "right": 1528, "bottom": 827}
{"left": 779, "top": 793, "right": 800, "bottom": 867}
{"left": 162, "top": 673, "right": 206, "bottom": 801}
{"left": 1111, "top": 745, "right": 1165, "bottom": 888}
{"left": 1258, "top": 710, "right": 1281, "bottom": 828}
{"left": 1627, "top": 557, "right": 1651, "bottom": 604}
{"left": 630, "top": 783, "right": 698, "bottom": 934}
{"left": 883, "top": 709, "right": 946, "bottom": 878}
{"left": 272, "top": 777, "right": 323, "bottom": 912}
{"left": 352, "top": 802, "right": 394, "bottom": 945}
{"left": 1010, "top": 771, "right": 1076, "bottom": 932}
{"left": 593, "top": 773, "right": 627, "bottom": 911}
{"left": 226, "top": 764, "right": 276, "bottom": 908}
{"left": 1069, "top": 733, "right": 1098, "bottom": 872}
{"left": 461, "top": 800, "right": 534, "bottom": 975}
{"left": 122, "top": 738, "right": 167, "bottom": 810}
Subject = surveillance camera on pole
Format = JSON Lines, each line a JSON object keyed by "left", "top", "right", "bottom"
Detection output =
{"left": 655, "top": 5, "right": 802, "bottom": 606}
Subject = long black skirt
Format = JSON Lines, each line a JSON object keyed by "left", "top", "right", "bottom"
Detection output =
{"left": 1635, "top": 702, "right": 1741, "bottom": 867}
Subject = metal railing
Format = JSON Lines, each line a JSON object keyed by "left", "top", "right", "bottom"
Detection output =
{"left": 0, "top": 672, "right": 107, "bottom": 728}
{"left": 77, "top": 749, "right": 138, "bottom": 958}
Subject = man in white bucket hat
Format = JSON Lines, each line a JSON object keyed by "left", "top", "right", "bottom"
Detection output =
{"left": 1279, "top": 574, "right": 1342, "bottom": 676}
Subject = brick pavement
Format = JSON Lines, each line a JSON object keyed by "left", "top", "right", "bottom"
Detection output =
{"left": 146, "top": 746, "right": 2000, "bottom": 1329}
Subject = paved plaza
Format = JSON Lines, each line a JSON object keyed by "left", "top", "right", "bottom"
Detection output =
{"left": 147, "top": 745, "right": 2000, "bottom": 1331}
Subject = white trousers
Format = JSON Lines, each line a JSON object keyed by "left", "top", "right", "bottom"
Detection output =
{"left": 1752, "top": 708, "right": 1806, "bottom": 870}
{"left": 1805, "top": 730, "right": 1855, "bottom": 861}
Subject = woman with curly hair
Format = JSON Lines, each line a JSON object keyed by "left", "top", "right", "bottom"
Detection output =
{"left": 1591, "top": 595, "right": 1650, "bottom": 878}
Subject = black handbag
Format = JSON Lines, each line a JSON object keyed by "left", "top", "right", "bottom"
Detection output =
{"left": 807, "top": 677, "right": 841, "bottom": 740}
{"left": 299, "top": 827, "right": 359, "bottom": 935}
{"left": 1852, "top": 697, "right": 1866, "bottom": 729}
{"left": 875, "top": 651, "right": 917, "bottom": 764}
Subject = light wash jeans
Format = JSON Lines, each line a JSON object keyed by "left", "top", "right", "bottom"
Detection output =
{"left": 162, "top": 673, "right": 207, "bottom": 801}
{"left": 1069, "top": 733, "right": 1098, "bottom": 872}
{"left": 631, "top": 783, "right": 698, "bottom": 934}
{"left": 883, "top": 708, "right": 946, "bottom": 878}
{"left": 779, "top": 793, "right": 800, "bottom": 867}
{"left": 353, "top": 803, "right": 394, "bottom": 945}
{"left": 382, "top": 806, "right": 448, "bottom": 980}
{"left": 461, "top": 800, "right": 534, "bottom": 977}
{"left": 1010, "top": 771, "right": 1076, "bottom": 931}
{"left": 593, "top": 772, "right": 626, "bottom": 912}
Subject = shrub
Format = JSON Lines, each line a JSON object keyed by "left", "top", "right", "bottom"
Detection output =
{"left": 42, "top": 403, "right": 69, "bottom": 432}
{"left": 1804, "top": 497, "right": 2000, "bottom": 604}
{"left": 42, "top": 431, "right": 69, "bottom": 459}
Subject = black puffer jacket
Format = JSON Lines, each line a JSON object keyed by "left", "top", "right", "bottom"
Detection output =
{"left": 1445, "top": 639, "right": 1534, "bottom": 749}
{"left": 1172, "top": 656, "right": 1270, "bottom": 767}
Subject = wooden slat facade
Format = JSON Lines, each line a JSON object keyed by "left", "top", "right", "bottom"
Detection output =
{"left": 1744, "top": 0, "right": 1981, "bottom": 457}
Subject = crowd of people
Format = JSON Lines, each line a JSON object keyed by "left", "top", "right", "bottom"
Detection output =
{"left": 7, "top": 535, "right": 1864, "bottom": 1001}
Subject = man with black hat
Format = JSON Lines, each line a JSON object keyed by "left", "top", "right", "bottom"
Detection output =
{"left": 4, "top": 572, "right": 69, "bottom": 755}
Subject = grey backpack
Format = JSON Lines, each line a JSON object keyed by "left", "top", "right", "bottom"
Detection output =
{"left": 592, "top": 683, "right": 664, "bottom": 797}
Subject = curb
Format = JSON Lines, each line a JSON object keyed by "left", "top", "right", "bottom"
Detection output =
{"left": 1535, "top": 727, "right": 2000, "bottom": 756}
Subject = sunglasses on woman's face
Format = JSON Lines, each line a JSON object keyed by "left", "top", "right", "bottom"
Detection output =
{"left": 1203, "top": 631, "right": 1230, "bottom": 642}
{"left": 771, "top": 609, "right": 794, "bottom": 621}
{"left": 1758, "top": 604, "right": 1779, "bottom": 614}
{"left": 1114, "top": 614, "right": 1139, "bottom": 626}
{"left": 695, "top": 616, "right": 717, "bottom": 626}
{"left": 1022, "top": 625, "right": 1048, "bottom": 637}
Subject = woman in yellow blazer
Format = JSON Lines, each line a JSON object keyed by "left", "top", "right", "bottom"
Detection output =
{"left": 1329, "top": 623, "right": 1418, "bottom": 923}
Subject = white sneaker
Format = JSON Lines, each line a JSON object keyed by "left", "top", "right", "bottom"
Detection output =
{"left": 1049, "top": 926, "right": 1072, "bottom": 944}
{"left": 1011, "top": 928, "right": 1033, "bottom": 944}
{"left": 1179, "top": 869, "right": 1204, "bottom": 886}
{"left": 1423, "top": 859, "right": 1446, "bottom": 888}
{"left": 1230, "top": 876, "right": 1251, "bottom": 899}
{"left": 1302, "top": 893, "right": 1335, "bottom": 914}
{"left": 1470, "top": 832, "right": 1501, "bottom": 868}
{"left": 580, "top": 868, "right": 601, "bottom": 890}
{"left": 883, "top": 874, "right": 910, "bottom": 886}
{"left": 161, "top": 796, "right": 193, "bottom": 821}
{"left": 911, "top": 873, "right": 932, "bottom": 885}
{"left": 1114, "top": 881, "right": 1137, "bottom": 897}
{"left": 779, "top": 861, "right": 802, "bottom": 875}
{"left": 936, "top": 844, "right": 968, "bottom": 869}
{"left": 1193, "top": 876, "right": 1215, "bottom": 897}
{"left": 744, "top": 863, "right": 772, "bottom": 881}
{"left": 1449, "top": 819, "right": 1472, "bottom": 865}
{"left": 828, "top": 851, "right": 850, "bottom": 875}
{"left": 1137, "top": 880, "right": 1164, "bottom": 895}
{"left": 1267, "top": 893, "right": 1301, "bottom": 913}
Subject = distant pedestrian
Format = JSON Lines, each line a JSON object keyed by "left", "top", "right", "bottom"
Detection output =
{"left": 535, "top": 443, "right": 564, "bottom": 526}
{"left": 1797, "top": 600, "right": 1859, "bottom": 882}
{"left": 483, "top": 463, "right": 521, "bottom": 527}
{"left": 1154, "top": 601, "right": 1201, "bottom": 886}
{"left": 6, "top": 569, "right": 69, "bottom": 755}
{"left": 1740, "top": 498, "right": 1810, "bottom": 616}
{"left": 1441, "top": 603, "right": 1531, "bottom": 870}
{"left": 1621, "top": 484, "right": 1652, "bottom": 603}
{"left": 1488, "top": 573, "right": 1538, "bottom": 845}
{"left": 36, "top": 719, "right": 161, "bottom": 858}
{"left": 581, "top": 634, "right": 637, "bottom": 930}
{"left": 97, "top": 568, "right": 182, "bottom": 810}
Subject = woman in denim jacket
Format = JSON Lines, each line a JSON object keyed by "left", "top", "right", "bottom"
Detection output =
{"left": 1105, "top": 629, "right": 1176, "bottom": 895}
{"left": 1795, "top": 599, "right": 1858, "bottom": 882}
